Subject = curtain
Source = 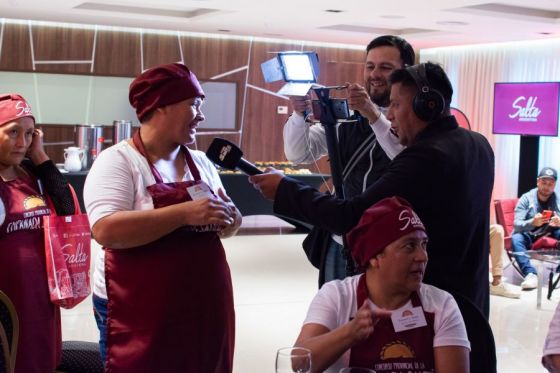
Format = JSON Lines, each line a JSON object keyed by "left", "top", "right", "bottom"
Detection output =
{"left": 420, "top": 39, "right": 560, "bottom": 206}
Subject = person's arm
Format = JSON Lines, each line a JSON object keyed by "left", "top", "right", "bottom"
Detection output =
{"left": 345, "top": 82, "right": 404, "bottom": 160}
{"left": 84, "top": 148, "right": 234, "bottom": 249}
{"left": 283, "top": 111, "right": 328, "bottom": 164}
{"left": 25, "top": 128, "right": 75, "bottom": 215}
{"left": 295, "top": 301, "right": 389, "bottom": 373}
{"left": 513, "top": 193, "right": 538, "bottom": 232}
{"left": 543, "top": 354, "right": 560, "bottom": 372}
{"left": 434, "top": 346, "right": 469, "bottom": 373}
{"left": 369, "top": 113, "right": 404, "bottom": 160}
{"left": 92, "top": 198, "right": 232, "bottom": 248}
{"left": 269, "top": 145, "right": 439, "bottom": 235}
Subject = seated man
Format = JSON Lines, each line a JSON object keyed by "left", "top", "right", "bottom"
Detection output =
{"left": 543, "top": 302, "right": 560, "bottom": 372}
{"left": 489, "top": 224, "right": 521, "bottom": 299}
{"left": 512, "top": 167, "right": 560, "bottom": 290}
{"left": 294, "top": 197, "right": 470, "bottom": 373}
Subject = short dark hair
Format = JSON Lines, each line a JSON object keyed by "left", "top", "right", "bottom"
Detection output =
{"left": 366, "top": 35, "right": 416, "bottom": 67}
{"left": 388, "top": 62, "right": 453, "bottom": 109}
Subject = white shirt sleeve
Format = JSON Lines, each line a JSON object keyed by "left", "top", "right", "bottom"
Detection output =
{"left": 283, "top": 112, "right": 328, "bottom": 164}
{"left": 544, "top": 302, "right": 560, "bottom": 357}
{"left": 84, "top": 143, "right": 154, "bottom": 228}
{"left": 428, "top": 288, "right": 471, "bottom": 350}
{"left": 369, "top": 112, "right": 404, "bottom": 160}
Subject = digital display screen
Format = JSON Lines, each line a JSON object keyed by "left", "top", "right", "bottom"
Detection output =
{"left": 493, "top": 82, "right": 560, "bottom": 136}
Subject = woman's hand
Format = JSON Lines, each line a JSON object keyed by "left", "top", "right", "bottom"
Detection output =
{"left": 27, "top": 128, "right": 49, "bottom": 165}
{"left": 182, "top": 195, "right": 235, "bottom": 227}
{"left": 217, "top": 188, "right": 242, "bottom": 238}
{"left": 348, "top": 301, "right": 392, "bottom": 344}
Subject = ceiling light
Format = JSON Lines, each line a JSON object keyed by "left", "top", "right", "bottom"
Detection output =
{"left": 380, "top": 15, "right": 405, "bottom": 19}
{"left": 218, "top": 29, "right": 231, "bottom": 32}
{"left": 538, "top": 32, "right": 553, "bottom": 35}
{"left": 325, "top": 9, "right": 343, "bottom": 13}
{"left": 436, "top": 21, "right": 469, "bottom": 26}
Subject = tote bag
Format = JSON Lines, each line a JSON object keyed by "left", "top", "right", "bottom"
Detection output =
{"left": 44, "top": 185, "right": 91, "bottom": 309}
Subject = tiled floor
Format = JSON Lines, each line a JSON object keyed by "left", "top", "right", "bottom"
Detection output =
{"left": 62, "top": 233, "right": 558, "bottom": 372}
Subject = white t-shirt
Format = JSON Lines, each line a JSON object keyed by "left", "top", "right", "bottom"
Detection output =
{"left": 544, "top": 302, "right": 560, "bottom": 359}
{"left": 303, "top": 275, "right": 470, "bottom": 373}
{"left": 83, "top": 140, "right": 225, "bottom": 299}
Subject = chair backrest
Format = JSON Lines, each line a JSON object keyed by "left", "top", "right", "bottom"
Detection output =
{"left": 451, "top": 291, "right": 497, "bottom": 373}
{"left": 494, "top": 199, "right": 519, "bottom": 237}
{"left": 0, "top": 323, "right": 13, "bottom": 373}
{"left": 0, "top": 291, "right": 18, "bottom": 373}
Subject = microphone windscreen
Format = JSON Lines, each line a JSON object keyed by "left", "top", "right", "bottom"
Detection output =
{"left": 206, "top": 138, "right": 244, "bottom": 170}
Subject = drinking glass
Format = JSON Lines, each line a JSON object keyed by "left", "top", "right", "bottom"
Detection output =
{"left": 275, "top": 347, "right": 312, "bottom": 373}
{"left": 339, "top": 368, "right": 376, "bottom": 373}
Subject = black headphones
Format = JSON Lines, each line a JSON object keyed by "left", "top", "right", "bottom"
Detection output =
{"left": 406, "top": 64, "right": 445, "bottom": 122}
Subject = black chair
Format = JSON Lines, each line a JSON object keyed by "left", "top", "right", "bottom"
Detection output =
{"left": 451, "top": 291, "right": 497, "bottom": 373}
{"left": 0, "top": 291, "right": 18, "bottom": 373}
{"left": 56, "top": 341, "right": 104, "bottom": 373}
{"left": 56, "top": 340, "right": 104, "bottom": 373}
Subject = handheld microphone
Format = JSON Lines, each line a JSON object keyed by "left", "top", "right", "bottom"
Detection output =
{"left": 206, "top": 138, "right": 263, "bottom": 175}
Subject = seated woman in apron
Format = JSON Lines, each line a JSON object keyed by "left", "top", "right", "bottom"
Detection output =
{"left": 0, "top": 93, "right": 75, "bottom": 373}
{"left": 84, "top": 63, "right": 241, "bottom": 372}
{"left": 294, "top": 197, "right": 470, "bottom": 373}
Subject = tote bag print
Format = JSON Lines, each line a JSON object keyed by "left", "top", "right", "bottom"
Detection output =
{"left": 44, "top": 213, "right": 91, "bottom": 309}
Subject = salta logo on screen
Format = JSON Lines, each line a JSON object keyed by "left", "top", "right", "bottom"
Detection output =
{"left": 508, "top": 96, "right": 541, "bottom": 122}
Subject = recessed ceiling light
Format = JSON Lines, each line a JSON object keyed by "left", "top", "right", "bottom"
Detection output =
{"left": 538, "top": 32, "right": 553, "bottom": 35}
{"left": 380, "top": 15, "right": 405, "bottom": 19}
{"left": 218, "top": 29, "right": 231, "bottom": 32}
{"left": 436, "top": 21, "right": 469, "bottom": 26}
{"left": 325, "top": 9, "right": 343, "bottom": 13}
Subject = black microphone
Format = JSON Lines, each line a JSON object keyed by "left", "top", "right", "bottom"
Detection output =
{"left": 206, "top": 138, "right": 263, "bottom": 175}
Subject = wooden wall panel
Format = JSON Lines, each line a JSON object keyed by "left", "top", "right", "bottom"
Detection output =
{"left": 241, "top": 88, "right": 288, "bottom": 162}
{"left": 193, "top": 132, "right": 241, "bottom": 154}
{"left": 142, "top": 33, "right": 182, "bottom": 70}
{"left": 93, "top": 30, "right": 141, "bottom": 76}
{"left": 32, "top": 26, "right": 94, "bottom": 61}
{"left": 181, "top": 37, "right": 250, "bottom": 79}
{"left": 0, "top": 23, "right": 33, "bottom": 71}
{"left": 1, "top": 24, "right": 367, "bottom": 168}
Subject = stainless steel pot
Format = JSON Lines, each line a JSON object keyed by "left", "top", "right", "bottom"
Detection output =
{"left": 75, "top": 124, "right": 105, "bottom": 170}
{"left": 112, "top": 120, "right": 133, "bottom": 144}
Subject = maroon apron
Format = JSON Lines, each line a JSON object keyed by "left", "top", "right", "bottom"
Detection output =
{"left": 104, "top": 131, "right": 235, "bottom": 373}
{"left": 0, "top": 174, "right": 61, "bottom": 373}
{"left": 349, "top": 275, "right": 435, "bottom": 373}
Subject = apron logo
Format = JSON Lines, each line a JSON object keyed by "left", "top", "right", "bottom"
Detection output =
{"left": 23, "top": 195, "right": 47, "bottom": 210}
{"left": 6, "top": 216, "right": 41, "bottom": 233}
{"left": 380, "top": 340, "right": 415, "bottom": 359}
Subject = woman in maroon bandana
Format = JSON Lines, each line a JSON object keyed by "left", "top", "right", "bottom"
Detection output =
{"left": 84, "top": 63, "right": 241, "bottom": 372}
{"left": 294, "top": 197, "right": 470, "bottom": 373}
{"left": 0, "top": 93, "right": 75, "bottom": 372}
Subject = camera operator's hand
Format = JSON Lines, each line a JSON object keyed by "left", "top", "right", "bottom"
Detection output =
{"left": 345, "top": 82, "right": 381, "bottom": 124}
{"left": 289, "top": 94, "right": 312, "bottom": 118}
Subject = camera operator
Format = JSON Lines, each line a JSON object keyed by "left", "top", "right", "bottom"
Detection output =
{"left": 283, "top": 35, "right": 415, "bottom": 286}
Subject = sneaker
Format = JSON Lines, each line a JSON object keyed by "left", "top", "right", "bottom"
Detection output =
{"left": 521, "top": 273, "right": 538, "bottom": 290}
{"left": 490, "top": 282, "right": 521, "bottom": 299}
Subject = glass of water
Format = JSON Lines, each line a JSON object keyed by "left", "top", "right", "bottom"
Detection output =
{"left": 275, "top": 347, "right": 312, "bottom": 373}
{"left": 339, "top": 368, "right": 376, "bottom": 373}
